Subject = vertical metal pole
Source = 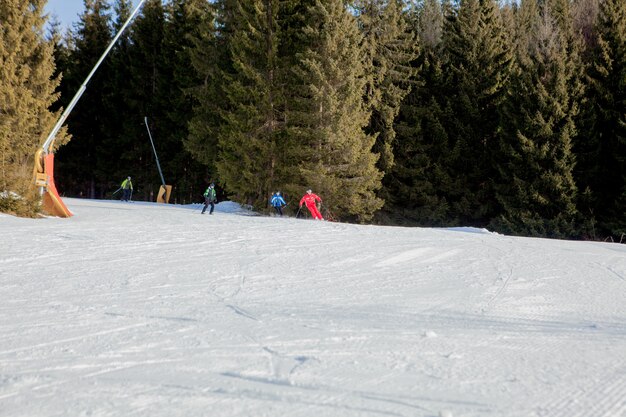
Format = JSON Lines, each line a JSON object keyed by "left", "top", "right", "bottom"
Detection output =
{"left": 144, "top": 117, "right": 166, "bottom": 187}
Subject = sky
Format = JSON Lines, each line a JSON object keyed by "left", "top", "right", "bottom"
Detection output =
{"left": 44, "top": 0, "right": 141, "bottom": 30}
{"left": 1, "top": 197, "right": 626, "bottom": 416}
{"left": 44, "top": 0, "right": 84, "bottom": 29}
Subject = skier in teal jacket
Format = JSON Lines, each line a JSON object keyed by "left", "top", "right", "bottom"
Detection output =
{"left": 202, "top": 183, "right": 217, "bottom": 214}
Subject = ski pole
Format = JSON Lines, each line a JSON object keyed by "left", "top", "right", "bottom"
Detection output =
{"left": 296, "top": 206, "right": 302, "bottom": 218}
{"left": 112, "top": 187, "right": 122, "bottom": 196}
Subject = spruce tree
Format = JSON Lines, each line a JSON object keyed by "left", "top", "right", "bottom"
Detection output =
{"left": 158, "top": 0, "right": 214, "bottom": 203}
{"left": 0, "top": 0, "right": 68, "bottom": 216}
{"left": 124, "top": 0, "right": 168, "bottom": 201}
{"left": 572, "top": 0, "right": 600, "bottom": 58}
{"left": 386, "top": 0, "right": 452, "bottom": 225}
{"left": 48, "top": 17, "right": 74, "bottom": 116}
{"left": 493, "top": 0, "right": 579, "bottom": 238}
{"left": 186, "top": 0, "right": 222, "bottom": 180}
{"left": 290, "top": 0, "right": 383, "bottom": 221}
{"left": 576, "top": 0, "right": 626, "bottom": 238}
{"left": 99, "top": 0, "right": 135, "bottom": 196}
{"left": 418, "top": 0, "right": 444, "bottom": 49}
{"left": 54, "top": 0, "right": 113, "bottom": 199}
{"left": 441, "top": 0, "right": 513, "bottom": 226}
{"left": 213, "top": 0, "right": 287, "bottom": 208}
{"left": 352, "top": 0, "right": 418, "bottom": 180}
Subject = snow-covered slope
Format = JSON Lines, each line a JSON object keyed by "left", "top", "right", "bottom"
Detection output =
{"left": 1, "top": 198, "right": 625, "bottom": 417}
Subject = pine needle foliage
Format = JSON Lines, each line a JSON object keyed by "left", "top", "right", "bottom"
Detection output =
{"left": 187, "top": 0, "right": 223, "bottom": 176}
{"left": 0, "top": 0, "right": 67, "bottom": 216}
{"left": 493, "top": 0, "right": 580, "bottom": 238}
{"left": 385, "top": 0, "right": 452, "bottom": 225}
{"left": 576, "top": 0, "right": 626, "bottom": 238}
{"left": 157, "top": 0, "right": 214, "bottom": 203}
{"left": 440, "top": 0, "right": 513, "bottom": 226}
{"left": 289, "top": 0, "right": 383, "bottom": 222}
{"left": 353, "top": 0, "right": 419, "bottom": 179}
{"left": 54, "top": 0, "right": 113, "bottom": 199}
{"left": 212, "top": 0, "right": 288, "bottom": 208}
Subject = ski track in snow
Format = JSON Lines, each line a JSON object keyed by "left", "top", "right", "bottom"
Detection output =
{"left": 1, "top": 198, "right": 626, "bottom": 417}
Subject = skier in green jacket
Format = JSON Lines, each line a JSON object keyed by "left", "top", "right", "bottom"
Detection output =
{"left": 202, "top": 183, "right": 217, "bottom": 214}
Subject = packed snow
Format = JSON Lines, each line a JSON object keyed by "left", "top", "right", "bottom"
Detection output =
{"left": 1, "top": 198, "right": 626, "bottom": 417}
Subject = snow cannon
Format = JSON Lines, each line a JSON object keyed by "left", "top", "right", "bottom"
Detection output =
{"left": 33, "top": 148, "right": 72, "bottom": 217}
{"left": 157, "top": 185, "right": 172, "bottom": 204}
{"left": 32, "top": 0, "right": 148, "bottom": 217}
{"left": 144, "top": 117, "right": 172, "bottom": 204}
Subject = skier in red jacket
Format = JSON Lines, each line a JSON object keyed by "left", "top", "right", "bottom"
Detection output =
{"left": 299, "top": 189, "right": 323, "bottom": 220}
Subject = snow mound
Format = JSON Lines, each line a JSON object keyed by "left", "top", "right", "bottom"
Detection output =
{"left": 184, "top": 200, "right": 258, "bottom": 215}
{"left": 443, "top": 226, "right": 495, "bottom": 235}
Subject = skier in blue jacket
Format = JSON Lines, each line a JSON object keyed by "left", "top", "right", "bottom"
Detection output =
{"left": 270, "top": 191, "right": 286, "bottom": 216}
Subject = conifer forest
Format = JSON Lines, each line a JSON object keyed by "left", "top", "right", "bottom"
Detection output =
{"left": 1, "top": 0, "right": 625, "bottom": 241}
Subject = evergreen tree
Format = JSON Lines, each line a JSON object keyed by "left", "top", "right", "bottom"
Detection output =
{"left": 290, "top": 0, "right": 383, "bottom": 221}
{"left": 213, "top": 0, "right": 288, "bottom": 208}
{"left": 576, "top": 0, "right": 626, "bottom": 238}
{"left": 124, "top": 0, "right": 168, "bottom": 201}
{"left": 159, "top": 0, "right": 214, "bottom": 203}
{"left": 386, "top": 0, "right": 452, "bottom": 225}
{"left": 441, "top": 0, "right": 513, "bottom": 226}
{"left": 545, "top": 0, "right": 586, "bottom": 119}
{"left": 49, "top": 0, "right": 222, "bottom": 204}
{"left": 493, "top": 0, "right": 580, "bottom": 238}
{"left": 572, "top": 0, "right": 600, "bottom": 58}
{"left": 418, "top": 0, "right": 444, "bottom": 49}
{"left": 99, "top": 0, "right": 135, "bottom": 196}
{"left": 48, "top": 16, "right": 74, "bottom": 114}
{"left": 54, "top": 0, "right": 113, "bottom": 199}
{"left": 0, "top": 0, "right": 68, "bottom": 215}
{"left": 186, "top": 0, "right": 222, "bottom": 180}
{"left": 278, "top": 0, "right": 321, "bottom": 205}
{"left": 352, "top": 0, "right": 418, "bottom": 180}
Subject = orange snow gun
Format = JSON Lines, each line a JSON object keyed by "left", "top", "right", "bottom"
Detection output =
{"left": 33, "top": 148, "right": 72, "bottom": 217}
{"left": 33, "top": 0, "right": 147, "bottom": 217}
{"left": 145, "top": 117, "right": 172, "bottom": 204}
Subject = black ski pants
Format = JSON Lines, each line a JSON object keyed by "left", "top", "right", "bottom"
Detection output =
{"left": 202, "top": 198, "right": 215, "bottom": 214}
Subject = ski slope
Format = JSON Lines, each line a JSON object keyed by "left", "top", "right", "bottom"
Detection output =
{"left": 1, "top": 198, "right": 626, "bottom": 417}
